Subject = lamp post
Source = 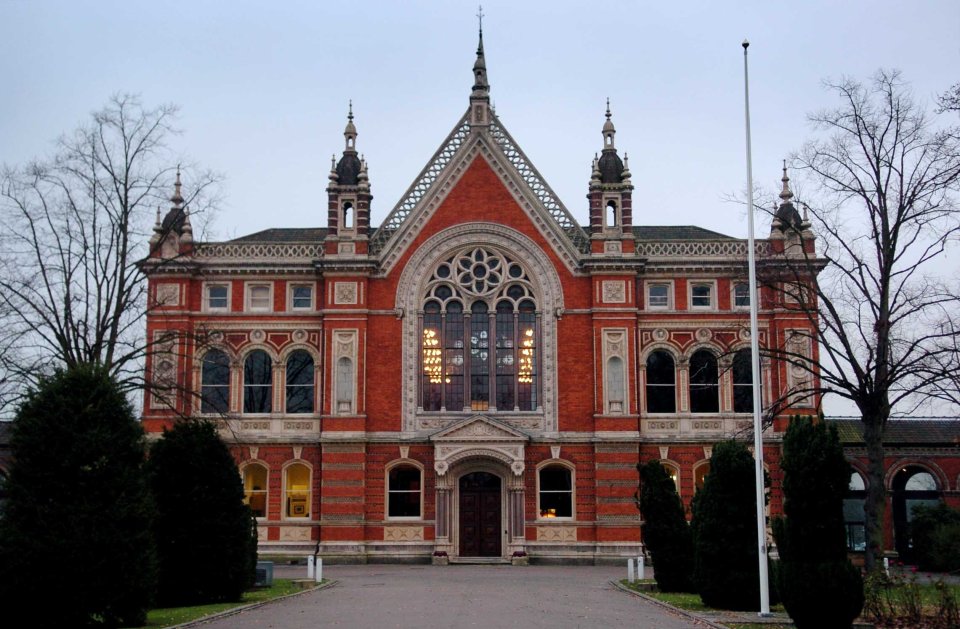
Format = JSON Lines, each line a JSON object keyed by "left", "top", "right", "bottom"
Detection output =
{"left": 741, "top": 38, "right": 771, "bottom": 617}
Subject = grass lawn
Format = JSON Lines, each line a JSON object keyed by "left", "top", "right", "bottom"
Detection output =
{"left": 619, "top": 580, "right": 787, "bottom": 614}
{"left": 131, "top": 579, "right": 317, "bottom": 628}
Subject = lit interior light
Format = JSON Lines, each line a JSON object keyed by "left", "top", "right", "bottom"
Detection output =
{"left": 518, "top": 328, "right": 535, "bottom": 384}
{"left": 422, "top": 329, "right": 443, "bottom": 384}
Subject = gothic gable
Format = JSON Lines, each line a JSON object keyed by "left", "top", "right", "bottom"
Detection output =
{"left": 372, "top": 112, "right": 589, "bottom": 276}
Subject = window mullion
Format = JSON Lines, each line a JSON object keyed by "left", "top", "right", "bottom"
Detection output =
{"left": 463, "top": 311, "right": 472, "bottom": 412}
{"left": 440, "top": 311, "right": 447, "bottom": 412}
{"left": 487, "top": 310, "right": 495, "bottom": 410}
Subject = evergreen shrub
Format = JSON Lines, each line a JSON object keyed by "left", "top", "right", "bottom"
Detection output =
{"left": 0, "top": 366, "right": 155, "bottom": 627}
{"left": 691, "top": 440, "right": 766, "bottom": 610}
{"left": 910, "top": 503, "right": 960, "bottom": 573}
{"left": 773, "top": 416, "right": 863, "bottom": 629}
{"left": 147, "top": 420, "right": 257, "bottom": 606}
{"left": 639, "top": 460, "right": 696, "bottom": 592}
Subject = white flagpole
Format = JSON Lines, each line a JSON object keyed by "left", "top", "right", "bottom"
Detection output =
{"left": 742, "top": 39, "right": 771, "bottom": 617}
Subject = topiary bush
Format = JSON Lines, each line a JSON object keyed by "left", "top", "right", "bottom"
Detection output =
{"left": 910, "top": 502, "right": 960, "bottom": 573}
{"left": 639, "top": 460, "right": 696, "bottom": 592}
{"left": 147, "top": 420, "right": 258, "bottom": 606}
{"left": 691, "top": 440, "right": 766, "bottom": 610}
{"left": 773, "top": 416, "right": 863, "bottom": 629}
{"left": 0, "top": 365, "right": 155, "bottom": 628}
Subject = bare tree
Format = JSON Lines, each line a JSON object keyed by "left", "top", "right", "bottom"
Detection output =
{"left": 0, "top": 94, "right": 219, "bottom": 415}
{"left": 761, "top": 71, "right": 960, "bottom": 571}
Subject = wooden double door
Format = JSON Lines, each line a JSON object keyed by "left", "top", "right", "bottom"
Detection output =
{"left": 458, "top": 472, "right": 502, "bottom": 557}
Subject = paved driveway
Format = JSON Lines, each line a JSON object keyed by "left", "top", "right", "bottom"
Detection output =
{"left": 202, "top": 564, "right": 702, "bottom": 629}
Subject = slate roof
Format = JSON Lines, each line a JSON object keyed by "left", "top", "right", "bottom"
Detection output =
{"left": 226, "top": 225, "right": 734, "bottom": 244}
{"left": 229, "top": 228, "right": 329, "bottom": 243}
{"left": 632, "top": 225, "right": 735, "bottom": 240}
{"left": 827, "top": 419, "right": 960, "bottom": 446}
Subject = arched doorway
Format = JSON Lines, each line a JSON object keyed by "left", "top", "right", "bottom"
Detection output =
{"left": 892, "top": 466, "right": 941, "bottom": 563}
{"left": 459, "top": 471, "right": 502, "bottom": 557}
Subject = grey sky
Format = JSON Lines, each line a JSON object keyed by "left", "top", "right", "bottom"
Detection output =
{"left": 2, "top": 0, "right": 957, "bottom": 415}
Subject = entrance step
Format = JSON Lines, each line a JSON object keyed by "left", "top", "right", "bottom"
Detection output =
{"left": 450, "top": 557, "right": 509, "bottom": 565}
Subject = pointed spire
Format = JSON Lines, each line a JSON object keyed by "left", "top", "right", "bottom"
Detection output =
{"left": 779, "top": 160, "right": 794, "bottom": 204}
{"left": 602, "top": 98, "right": 616, "bottom": 148}
{"left": 344, "top": 101, "right": 358, "bottom": 151}
{"left": 170, "top": 165, "right": 184, "bottom": 208}
{"left": 472, "top": 5, "right": 489, "bottom": 96}
{"left": 621, "top": 152, "right": 631, "bottom": 181}
{"left": 180, "top": 206, "right": 193, "bottom": 244}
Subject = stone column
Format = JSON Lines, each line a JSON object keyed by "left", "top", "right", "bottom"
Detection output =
{"left": 436, "top": 487, "right": 451, "bottom": 540}
{"left": 509, "top": 487, "right": 525, "bottom": 540}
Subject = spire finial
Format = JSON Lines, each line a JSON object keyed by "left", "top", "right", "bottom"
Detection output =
{"left": 344, "top": 102, "right": 358, "bottom": 151}
{"left": 170, "top": 164, "right": 184, "bottom": 208}
{"left": 779, "top": 159, "right": 794, "bottom": 203}
{"left": 606, "top": 97, "right": 611, "bottom": 119}
{"left": 471, "top": 7, "right": 489, "bottom": 96}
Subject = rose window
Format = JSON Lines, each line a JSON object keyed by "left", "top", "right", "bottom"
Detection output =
{"left": 420, "top": 247, "right": 539, "bottom": 413}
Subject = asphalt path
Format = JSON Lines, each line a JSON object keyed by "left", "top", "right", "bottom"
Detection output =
{"left": 200, "top": 564, "right": 703, "bottom": 629}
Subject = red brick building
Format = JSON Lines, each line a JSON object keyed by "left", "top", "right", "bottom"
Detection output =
{"left": 139, "top": 34, "right": 829, "bottom": 564}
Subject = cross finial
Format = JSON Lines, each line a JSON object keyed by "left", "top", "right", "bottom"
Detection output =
{"left": 477, "top": 5, "right": 484, "bottom": 34}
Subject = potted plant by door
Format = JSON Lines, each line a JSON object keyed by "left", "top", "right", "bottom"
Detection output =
{"left": 432, "top": 550, "right": 449, "bottom": 566}
{"left": 511, "top": 551, "right": 529, "bottom": 566}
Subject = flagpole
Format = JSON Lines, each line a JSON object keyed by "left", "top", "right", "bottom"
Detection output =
{"left": 742, "top": 39, "right": 771, "bottom": 617}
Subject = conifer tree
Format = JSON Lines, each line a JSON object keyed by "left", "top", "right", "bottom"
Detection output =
{"left": 691, "top": 440, "right": 763, "bottom": 610}
{"left": 147, "top": 420, "right": 257, "bottom": 605}
{"left": 0, "top": 365, "right": 155, "bottom": 628}
{"left": 639, "top": 460, "right": 696, "bottom": 592}
{"left": 773, "top": 417, "right": 864, "bottom": 628}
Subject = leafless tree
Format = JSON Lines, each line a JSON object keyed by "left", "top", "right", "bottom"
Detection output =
{"left": 0, "top": 94, "right": 219, "bottom": 416}
{"left": 760, "top": 71, "right": 960, "bottom": 571}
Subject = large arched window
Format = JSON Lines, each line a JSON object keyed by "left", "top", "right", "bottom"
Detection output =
{"left": 694, "top": 461, "right": 711, "bottom": 492}
{"left": 286, "top": 350, "right": 314, "bottom": 414}
{"left": 892, "top": 466, "right": 941, "bottom": 561}
{"left": 284, "top": 463, "right": 311, "bottom": 518}
{"left": 201, "top": 349, "right": 230, "bottom": 414}
{"left": 844, "top": 471, "right": 867, "bottom": 551}
{"left": 732, "top": 349, "right": 755, "bottom": 413}
{"left": 420, "top": 247, "right": 539, "bottom": 413}
{"left": 243, "top": 350, "right": 273, "bottom": 414}
{"left": 689, "top": 349, "right": 719, "bottom": 413}
{"left": 242, "top": 464, "right": 268, "bottom": 518}
{"left": 539, "top": 464, "right": 573, "bottom": 519}
{"left": 645, "top": 350, "right": 676, "bottom": 413}
{"left": 387, "top": 464, "right": 422, "bottom": 518}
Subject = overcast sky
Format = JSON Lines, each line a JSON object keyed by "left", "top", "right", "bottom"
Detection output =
{"left": 2, "top": 1, "right": 957, "bottom": 415}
